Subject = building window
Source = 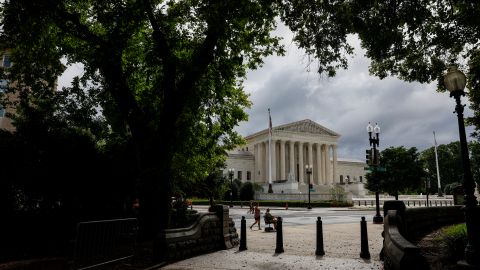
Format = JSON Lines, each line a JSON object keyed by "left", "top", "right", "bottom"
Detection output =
{"left": 360, "top": 176, "right": 363, "bottom": 182}
{"left": 237, "top": 171, "right": 242, "bottom": 180}
{"left": 2, "top": 54, "right": 11, "bottom": 68}
{"left": 347, "top": 175, "right": 350, "bottom": 183}
{"left": 247, "top": 171, "right": 251, "bottom": 180}
{"left": 340, "top": 175, "right": 344, "bottom": 184}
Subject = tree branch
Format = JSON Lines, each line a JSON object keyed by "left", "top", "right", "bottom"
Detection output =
{"left": 142, "top": 0, "right": 177, "bottom": 64}
{"left": 54, "top": 6, "right": 106, "bottom": 46}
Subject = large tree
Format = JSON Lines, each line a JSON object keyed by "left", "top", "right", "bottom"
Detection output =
{"left": 1, "top": 0, "right": 359, "bottom": 240}
{"left": 420, "top": 140, "right": 480, "bottom": 194}
{"left": 366, "top": 146, "right": 424, "bottom": 198}
{"left": 420, "top": 141, "right": 464, "bottom": 194}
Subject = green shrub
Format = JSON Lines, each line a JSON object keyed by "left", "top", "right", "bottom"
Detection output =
{"left": 239, "top": 182, "right": 255, "bottom": 200}
{"left": 439, "top": 223, "right": 467, "bottom": 261}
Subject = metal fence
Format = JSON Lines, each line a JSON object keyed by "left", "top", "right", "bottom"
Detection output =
{"left": 352, "top": 197, "right": 454, "bottom": 208}
{"left": 73, "top": 218, "right": 138, "bottom": 270}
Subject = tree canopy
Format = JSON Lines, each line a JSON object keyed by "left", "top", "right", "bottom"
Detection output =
{"left": 1, "top": 0, "right": 361, "bottom": 238}
{"left": 421, "top": 140, "right": 480, "bottom": 193}
{"left": 366, "top": 146, "right": 424, "bottom": 197}
{"left": 420, "top": 141, "right": 463, "bottom": 193}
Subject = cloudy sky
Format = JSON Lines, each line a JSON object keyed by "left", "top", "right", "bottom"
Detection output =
{"left": 58, "top": 23, "right": 475, "bottom": 161}
{"left": 237, "top": 23, "right": 474, "bottom": 160}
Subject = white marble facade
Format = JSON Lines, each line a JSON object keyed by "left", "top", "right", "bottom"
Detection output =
{"left": 225, "top": 119, "right": 366, "bottom": 194}
{"left": 247, "top": 119, "right": 339, "bottom": 185}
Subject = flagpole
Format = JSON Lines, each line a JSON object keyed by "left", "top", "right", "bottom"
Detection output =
{"left": 433, "top": 131, "right": 443, "bottom": 197}
{"left": 268, "top": 108, "right": 273, "bottom": 193}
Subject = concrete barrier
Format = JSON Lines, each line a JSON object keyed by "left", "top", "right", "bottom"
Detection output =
{"left": 155, "top": 205, "right": 238, "bottom": 262}
{"left": 382, "top": 201, "right": 464, "bottom": 270}
{"left": 383, "top": 210, "right": 429, "bottom": 270}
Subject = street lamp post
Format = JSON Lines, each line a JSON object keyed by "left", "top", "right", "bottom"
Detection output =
{"left": 425, "top": 178, "right": 430, "bottom": 206}
{"left": 367, "top": 122, "right": 383, "bottom": 224}
{"left": 306, "top": 165, "right": 313, "bottom": 210}
{"left": 228, "top": 168, "right": 235, "bottom": 208}
{"left": 444, "top": 65, "right": 480, "bottom": 266}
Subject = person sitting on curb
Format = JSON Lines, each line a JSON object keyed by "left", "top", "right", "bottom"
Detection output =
{"left": 264, "top": 208, "right": 277, "bottom": 229}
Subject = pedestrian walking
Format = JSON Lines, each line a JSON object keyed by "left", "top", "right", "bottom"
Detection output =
{"left": 250, "top": 203, "right": 261, "bottom": 230}
{"left": 248, "top": 200, "right": 255, "bottom": 214}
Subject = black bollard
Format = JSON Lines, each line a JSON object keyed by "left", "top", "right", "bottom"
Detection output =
{"left": 360, "top": 216, "right": 371, "bottom": 259}
{"left": 239, "top": 216, "right": 247, "bottom": 251}
{"left": 316, "top": 217, "right": 325, "bottom": 255}
{"left": 413, "top": 201, "right": 416, "bottom": 206}
{"left": 275, "top": 217, "right": 284, "bottom": 253}
{"left": 407, "top": 201, "right": 410, "bottom": 206}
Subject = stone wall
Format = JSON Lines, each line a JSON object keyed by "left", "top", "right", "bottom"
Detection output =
{"left": 155, "top": 205, "right": 238, "bottom": 262}
{"left": 224, "top": 150, "right": 255, "bottom": 182}
{"left": 402, "top": 206, "right": 464, "bottom": 241}
{"left": 383, "top": 209, "right": 429, "bottom": 270}
{"left": 382, "top": 201, "right": 464, "bottom": 270}
{"left": 337, "top": 160, "right": 366, "bottom": 184}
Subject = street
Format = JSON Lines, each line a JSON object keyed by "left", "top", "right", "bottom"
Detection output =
{"left": 193, "top": 205, "right": 377, "bottom": 227}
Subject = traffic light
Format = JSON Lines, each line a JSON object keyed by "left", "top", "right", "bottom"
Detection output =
{"left": 366, "top": 149, "right": 372, "bottom": 165}
{"left": 374, "top": 149, "right": 380, "bottom": 165}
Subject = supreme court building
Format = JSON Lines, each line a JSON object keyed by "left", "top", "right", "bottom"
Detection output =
{"left": 225, "top": 119, "right": 367, "bottom": 197}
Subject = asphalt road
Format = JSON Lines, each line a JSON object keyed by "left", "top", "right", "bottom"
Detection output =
{"left": 193, "top": 205, "right": 377, "bottom": 227}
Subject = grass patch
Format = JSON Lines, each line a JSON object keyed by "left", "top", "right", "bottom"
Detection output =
{"left": 436, "top": 223, "right": 467, "bottom": 262}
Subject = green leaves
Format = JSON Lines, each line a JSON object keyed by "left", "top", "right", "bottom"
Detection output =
{"left": 366, "top": 146, "right": 424, "bottom": 195}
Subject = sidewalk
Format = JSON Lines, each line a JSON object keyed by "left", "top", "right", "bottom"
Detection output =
{"left": 159, "top": 222, "right": 384, "bottom": 270}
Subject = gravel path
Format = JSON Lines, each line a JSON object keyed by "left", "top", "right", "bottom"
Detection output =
{"left": 161, "top": 222, "right": 384, "bottom": 270}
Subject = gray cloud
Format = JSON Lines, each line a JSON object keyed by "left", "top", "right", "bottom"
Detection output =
{"left": 238, "top": 29, "right": 475, "bottom": 160}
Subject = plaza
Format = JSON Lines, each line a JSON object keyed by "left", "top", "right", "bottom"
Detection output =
{"left": 161, "top": 205, "right": 384, "bottom": 270}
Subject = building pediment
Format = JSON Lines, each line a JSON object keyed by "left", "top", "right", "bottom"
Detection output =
{"left": 274, "top": 119, "right": 339, "bottom": 137}
{"left": 245, "top": 119, "right": 340, "bottom": 141}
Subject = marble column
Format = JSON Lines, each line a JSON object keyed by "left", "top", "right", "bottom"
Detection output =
{"left": 259, "top": 143, "right": 264, "bottom": 183}
{"left": 270, "top": 139, "right": 276, "bottom": 181}
{"left": 289, "top": 141, "right": 295, "bottom": 181}
{"left": 254, "top": 144, "right": 259, "bottom": 182}
{"left": 308, "top": 142, "right": 313, "bottom": 185}
{"left": 320, "top": 144, "right": 325, "bottom": 184}
{"left": 324, "top": 144, "right": 330, "bottom": 185}
{"left": 332, "top": 145, "right": 337, "bottom": 184}
{"left": 298, "top": 142, "right": 304, "bottom": 184}
{"left": 280, "top": 140, "right": 286, "bottom": 180}
{"left": 263, "top": 141, "right": 268, "bottom": 184}
{"left": 316, "top": 143, "right": 322, "bottom": 185}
